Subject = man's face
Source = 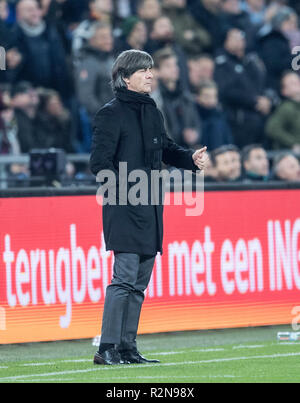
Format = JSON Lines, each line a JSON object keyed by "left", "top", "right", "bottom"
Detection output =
{"left": 281, "top": 73, "right": 300, "bottom": 101}
{"left": 138, "top": 0, "right": 161, "bottom": 20}
{"left": 222, "top": 0, "right": 240, "bottom": 14}
{"left": 276, "top": 155, "right": 300, "bottom": 181}
{"left": 157, "top": 56, "right": 179, "bottom": 84}
{"left": 12, "top": 89, "right": 38, "bottom": 109}
{"left": 215, "top": 151, "right": 241, "bottom": 180}
{"left": 92, "top": 0, "right": 113, "bottom": 14}
{"left": 125, "top": 68, "right": 154, "bottom": 94}
{"left": 247, "top": 0, "right": 265, "bottom": 11}
{"left": 244, "top": 148, "right": 269, "bottom": 177}
{"left": 224, "top": 29, "right": 246, "bottom": 57}
{"left": 151, "top": 17, "right": 174, "bottom": 41}
{"left": 188, "top": 57, "right": 215, "bottom": 87}
{"left": 89, "top": 26, "right": 113, "bottom": 52}
{"left": 197, "top": 87, "right": 218, "bottom": 109}
{"left": 17, "top": 0, "right": 42, "bottom": 26}
{"left": 0, "top": 1, "right": 8, "bottom": 21}
{"left": 128, "top": 21, "right": 147, "bottom": 47}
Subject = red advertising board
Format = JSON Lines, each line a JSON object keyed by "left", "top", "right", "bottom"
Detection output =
{"left": 0, "top": 189, "right": 300, "bottom": 344}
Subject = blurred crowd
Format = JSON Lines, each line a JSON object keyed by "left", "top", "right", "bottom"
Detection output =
{"left": 0, "top": 0, "right": 300, "bottom": 184}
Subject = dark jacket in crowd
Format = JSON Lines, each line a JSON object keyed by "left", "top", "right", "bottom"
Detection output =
{"left": 75, "top": 46, "right": 114, "bottom": 118}
{"left": 214, "top": 49, "right": 268, "bottom": 147}
{"left": 10, "top": 23, "right": 73, "bottom": 99}
{"left": 35, "top": 112, "right": 74, "bottom": 153}
{"left": 196, "top": 104, "right": 233, "bottom": 151}
{"left": 89, "top": 90, "right": 198, "bottom": 256}
{"left": 14, "top": 108, "right": 36, "bottom": 153}
{"left": 222, "top": 10, "right": 258, "bottom": 51}
{"left": 256, "top": 28, "right": 293, "bottom": 92}
{"left": 154, "top": 81, "right": 202, "bottom": 147}
{"left": 187, "top": 0, "right": 227, "bottom": 50}
{"left": 0, "top": 93, "right": 10, "bottom": 154}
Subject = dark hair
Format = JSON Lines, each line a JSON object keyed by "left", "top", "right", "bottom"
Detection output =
{"left": 210, "top": 144, "right": 240, "bottom": 166}
{"left": 272, "top": 151, "right": 298, "bottom": 179}
{"left": 242, "top": 143, "right": 265, "bottom": 164}
{"left": 153, "top": 47, "right": 176, "bottom": 69}
{"left": 111, "top": 49, "right": 154, "bottom": 91}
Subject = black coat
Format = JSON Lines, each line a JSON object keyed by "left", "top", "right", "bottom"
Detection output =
{"left": 89, "top": 96, "right": 198, "bottom": 255}
{"left": 10, "top": 23, "right": 73, "bottom": 99}
{"left": 214, "top": 50, "right": 267, "bottom": 147}
{"left": 256, "top": 28, "right": 292, "bottom": 92}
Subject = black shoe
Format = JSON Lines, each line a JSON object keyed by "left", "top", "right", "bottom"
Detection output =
{"left": 120, "top": 350, "right": 160, "bottom": 364}
{"left": 93, "top": 348, "right": 126, "bottom": 365}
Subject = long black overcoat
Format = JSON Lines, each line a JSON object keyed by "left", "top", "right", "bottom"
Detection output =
{"left": 89, "top": 97, "right": 198, "bottom": 255}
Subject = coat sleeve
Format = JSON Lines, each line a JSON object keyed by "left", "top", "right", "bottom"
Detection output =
{"left": 159, "top": 110, "right": 198, "bottom": 172}
{"left": 89, "top": 105, "right": 121, "bottom": 179}
{"left": 162, "top": 132, "right": 198, "bottom": 172}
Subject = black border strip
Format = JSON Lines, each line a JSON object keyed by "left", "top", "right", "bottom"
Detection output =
{"left": 1, "top": 181, "right": 300, "bottom": 198}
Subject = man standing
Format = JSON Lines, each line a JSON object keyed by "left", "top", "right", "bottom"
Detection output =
{"left": 89, "top": 49, "right": 207, "bottom": 365}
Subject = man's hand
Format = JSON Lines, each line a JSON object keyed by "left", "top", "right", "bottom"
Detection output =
{"left": 192, "top": 146, "right": 208, "bottom": 170}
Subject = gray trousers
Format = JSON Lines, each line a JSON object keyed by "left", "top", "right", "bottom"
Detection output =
{"left": 100, "top": 252, "right": 156, "bottom": 352}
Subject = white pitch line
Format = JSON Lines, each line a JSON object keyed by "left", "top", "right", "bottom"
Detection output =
{"left": 1, "top": 352, "right": 300, "bottom": 382}
{"left": 21, "top": 363, "right": 54, "bottom": 367}
{"left": 232, "top": 345, "right": 265, "bottom": 350}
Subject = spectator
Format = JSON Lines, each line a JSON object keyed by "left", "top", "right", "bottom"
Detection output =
{"left": 145, "top": 15, "right": 190, "bottom": 90}
{"left": 195, "top": 80, "right": 233, "bottom": 151}
{"left": 0, "top": 0, "right": 10, "bottom": 47}
{"left": 272, "top": 152, "right": 300, "bottom": 181}
{"left": 241, "top": 0, "right": 266, "bottom": 27}
{"left": 256, "top": 6, "right": 295, "bottom": 92}
{"left": 266, "top": 71, "right": 300, "bottom": 152}
{"left": 10, "top": 81, "right": 38, "bottom": 153}
{"left": 282, "top": 7, "right": 300, "bottom": 51}
{"left": 35, "top": 89, "right": 74, "bottom": 152}
{"left": 137, "top": 0, "right": 162, "bottom": 35}
{"left": 161, "top": 0, "right": 211, "bottom": 56}
{"left": 151, "top": 47, "right": 201, "bottom": 148}
{"left": 210, "top": 144, "right": 242, "bottom": 181}
{"left": 242, "top": 143, "right": 269, "bottom": 181}
{"left": 188, "top": 54, "right": 215, "bottom": 94}
{"left": 0, "top": 89, "right": 11, "bottom": 154}
{"left": 115, "top": 16, "right": 148, "bottom": 52}
{"left": 215, "top": 28, "right": 272, "bottom": 148}
{"left": 75, "top": 22, "right": 114, "bottom": 119}
{"left": 72, "top": 0, "right": 113, "bottom": 55}
{"left": 203, "top": 151, "right": 218, "bottom": 181}
{"left": 114, "top": 0, "right": 137, "bottom": 22}
{"left": 10, "top": 0, "right": 73, "bottom": 101}
{"left": 187, "top": 0, "right": 227, "bottom": 50}
{"left": 59, "top": 0, "right": 89, "bottom": 26}
{"left": 221, "top": 0, "right": 257, "bottom": 50}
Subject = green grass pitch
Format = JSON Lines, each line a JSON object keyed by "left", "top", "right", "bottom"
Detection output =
{"left": 0, "top": 325, "right": 299, "bottom": 383}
